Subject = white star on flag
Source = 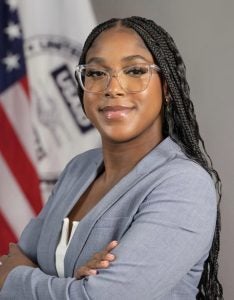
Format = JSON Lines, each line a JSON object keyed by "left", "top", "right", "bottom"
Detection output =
{"left": 2, "top": 52, "right": 20, "bottom": 71}
{"left": 6, "top": 0, "right": 18, "bottom": 11}
{"left": 4, "top": 22, "right": 21, "bottom": 40}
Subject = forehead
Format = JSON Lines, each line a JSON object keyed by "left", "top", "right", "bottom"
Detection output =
{"left": 85, "top": 26, "right": 154, "bottom": 64}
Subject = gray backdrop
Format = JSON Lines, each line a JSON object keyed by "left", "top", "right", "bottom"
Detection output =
{"left": 90, "top": 0, "right": 234, "bottom": 298}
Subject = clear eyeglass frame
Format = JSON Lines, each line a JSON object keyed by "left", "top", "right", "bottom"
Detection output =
{"left": 74, "top": 63, "right": 161, "bottom": 94}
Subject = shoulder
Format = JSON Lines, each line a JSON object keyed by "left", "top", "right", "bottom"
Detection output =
{"left": 152, "top": 137, "right": 215, "bottom": 189}
{"left": 161, "top": 157, "right": 217, "bottom": 208}
{"left": 141, "top": 138, "right": 217, "bottom": 220}
{"left": 137, "top": 141, "right": 217, "bottom": 241}
{"left": 141, "top": 137, "right": 215, "bottom": 192}
{"left": 165, "top": 140, "right": 216, "bottom": 197}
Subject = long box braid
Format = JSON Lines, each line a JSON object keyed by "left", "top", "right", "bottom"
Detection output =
{"left": 77, "top": 16, "right": 223, "bottom": 300}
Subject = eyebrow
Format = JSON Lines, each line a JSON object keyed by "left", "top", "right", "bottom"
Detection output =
{"left": 86, "top": 57, "right": 105, "bottom": 65}
{"left": 122, "top": 55, "right": 150, "bottom": 62}
{"left": 86, "top": 55, "right": 150, "bottom": 65}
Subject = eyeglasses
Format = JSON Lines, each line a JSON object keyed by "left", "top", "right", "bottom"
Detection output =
{"left": 75, "top": 63, "right": 160, "bottom": 94}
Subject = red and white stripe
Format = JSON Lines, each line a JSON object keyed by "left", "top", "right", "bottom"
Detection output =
{"left": 0, "top": 77, "right": 43, "bottom": 255}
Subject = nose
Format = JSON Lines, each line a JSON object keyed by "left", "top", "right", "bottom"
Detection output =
{"left": 104, "top": 75, "right": 125, "bottom": 97}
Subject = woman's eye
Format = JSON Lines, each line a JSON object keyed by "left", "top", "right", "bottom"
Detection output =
{"left": 125, "top": 66, "right": 148, "bottom": 76}
{"left": 86, "top": 69, "right": 106, "bottom": 78}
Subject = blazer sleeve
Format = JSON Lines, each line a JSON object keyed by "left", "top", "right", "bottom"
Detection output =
{"left": 0, "top": 168, "right": 217, "bottom": 300}
{"left": 17, "top": 187, "right": 55, "bottom": 263}
{"left": 14, "top": 156, "right": 76, "bottom": 262}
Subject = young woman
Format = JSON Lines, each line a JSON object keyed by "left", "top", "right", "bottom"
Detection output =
{"left": 0, "top": 16, "right": 223, "bottom": 299}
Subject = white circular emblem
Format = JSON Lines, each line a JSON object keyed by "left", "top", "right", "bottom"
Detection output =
{"left": 25, "top": 35, "right": 100, "bottom": 202}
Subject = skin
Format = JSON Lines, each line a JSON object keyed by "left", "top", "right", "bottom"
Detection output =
{"left": 0, "top": 244, "right": 37, "bottom": 288}
{"left": 0, "top": 26, "right": 165, "bottom": 287}
{"left": 68, "top": 26, "right": 165, "bottom": 224}
{"left": 0, "top": 242, "right": 117, "bottom": 288}
{"left": 75, "top": 241, "right": 118, "bottom": 279}
{"left": 84, "top": 26, "right": 163, "bottom": 150}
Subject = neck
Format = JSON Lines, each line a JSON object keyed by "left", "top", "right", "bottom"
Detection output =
{"left": 101, "top": 132, "right": 164, "bottom": 183}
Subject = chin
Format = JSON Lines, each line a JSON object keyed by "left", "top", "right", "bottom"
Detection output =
{"left": 102, "top": 131, "right": 141, "bottom": 144}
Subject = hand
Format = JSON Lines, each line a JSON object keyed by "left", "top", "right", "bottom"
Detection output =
{"left": 75, "top": 240, "right": 118, "bottom": 279}
{"left": 0, "top": 243, "right": 37, "bottom": 289}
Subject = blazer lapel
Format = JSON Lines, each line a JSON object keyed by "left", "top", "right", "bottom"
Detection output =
{"left": 64, "top": 137, "right": 176, "bottom": 276}
{"left": 64, "top": 166, "right": 146, "bottom": 277}
{"left": 41, "top": 154, "right": 103, "bottom": 275}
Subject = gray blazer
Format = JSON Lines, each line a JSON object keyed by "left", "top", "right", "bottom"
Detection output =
{"left": 0, "top": 138, "right": 217, "bottom": 300}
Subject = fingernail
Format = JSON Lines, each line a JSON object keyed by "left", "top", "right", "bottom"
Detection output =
{"left": 106, "top": 254, "right": 115, "bottom": 260}
{"left": 90, "top": 269, "right": 97, "bottom": 275}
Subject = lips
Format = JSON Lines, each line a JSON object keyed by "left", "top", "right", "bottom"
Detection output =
{"left": 100, "top": 105, "right": 134, "bottom": 120}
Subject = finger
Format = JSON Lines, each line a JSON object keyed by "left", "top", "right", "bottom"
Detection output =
{"left": 92, "top": 251, "right": 115, "bottom": 262}
{"left": 92, "top": 241, "right": 118, "bottom": 262}
{"left": 86, "top": 259, "right": 110, "bottom": 269}
{"left": 102, "top": 241, "right": 118, "bottom": 261}
{"left": 92, "top": 252, "right": 104, "bottom": 261}
{"left": 75, "top": 266, "right": 97, "bottom": 279}
{"left": 105, "top": 240, "right": 118, "bottom": 252}
{"left": 103, "top": 243, "right": 118, "bottom": 260}
{"left": 8, "top": 243, "right": 20, "bottom": 255}
{"left": 104, "top": 253, "right": 116, "bottom": 261}
{"left": 77, "top": 266, "right": 97, "bottom": 276}
{"left": 0, "top": 255, "right": 8, "bottom": 264}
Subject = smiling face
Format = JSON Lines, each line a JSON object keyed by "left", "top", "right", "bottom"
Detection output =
{"left": 83, "top": 26, "right": 164, "bottom": 146}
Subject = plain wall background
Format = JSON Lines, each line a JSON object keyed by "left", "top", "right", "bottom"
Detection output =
{"left": 90, "top": 0, "right": 234, "bottom": 298}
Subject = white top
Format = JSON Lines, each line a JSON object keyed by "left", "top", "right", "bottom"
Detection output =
{"left": 55, "top": 218, "right": 79, "bottom": 277}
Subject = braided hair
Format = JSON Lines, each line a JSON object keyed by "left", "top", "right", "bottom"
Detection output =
{"left": 77, "top": 16, "right": 223, "bottom": 299}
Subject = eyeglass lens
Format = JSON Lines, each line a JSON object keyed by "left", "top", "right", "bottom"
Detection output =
{"left": 79, "top": 64, "right": 152, "bottom": 93}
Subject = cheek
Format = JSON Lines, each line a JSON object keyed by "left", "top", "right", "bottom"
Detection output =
{"left": 141, "top": 80, "right": 163, "bottom": 112}
{"left": 150, "top": 77, "right": 163, "bottom": 99}
{"left": 83, "top": 94, "right": 96, "bottom": 119}
{"left": 83, "top": 93, "right": 91, "bottom": 109}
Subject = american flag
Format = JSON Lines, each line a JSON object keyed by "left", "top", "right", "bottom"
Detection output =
{"left": 0, "top": 0, "right": 43, "bottom": 255}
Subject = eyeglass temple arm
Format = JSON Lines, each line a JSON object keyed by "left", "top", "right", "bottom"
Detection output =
{"left": 150, "top": 64, "right": 161, "bottom": 72}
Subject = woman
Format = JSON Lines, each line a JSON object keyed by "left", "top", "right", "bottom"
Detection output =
{"left": 0, "top": 16, "right": 223, "bottom": 299}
